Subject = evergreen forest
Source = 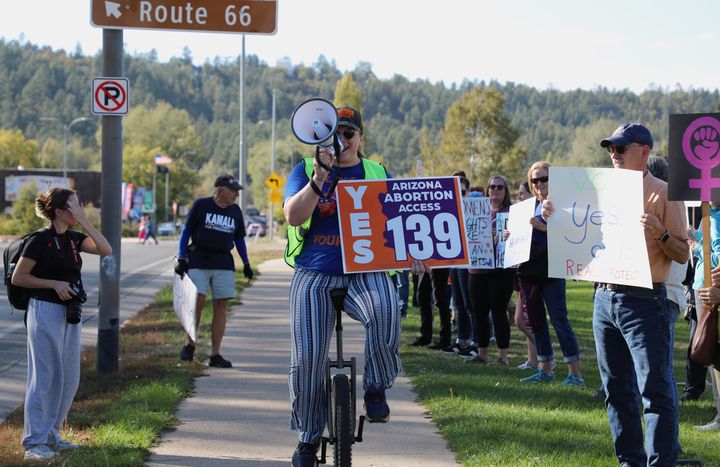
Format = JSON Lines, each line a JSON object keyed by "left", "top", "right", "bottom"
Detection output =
{"left": 1, "top": 38, "right": 719, "bottom": 213}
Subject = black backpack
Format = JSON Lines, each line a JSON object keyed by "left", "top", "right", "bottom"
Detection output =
{"left": 3, "top": 230, "right": 45, "bottom": 310}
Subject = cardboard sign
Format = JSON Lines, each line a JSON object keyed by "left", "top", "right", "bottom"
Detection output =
{"left": 495, "top": 212, "right": 509, "bottom": 268}
{"left": 668, "top": 112, "right": 720, "bottom": 201}
{"left": 547, "top": 167, "right": 651, "bottom": 288}
{"left": 503, "top": 197, "right": 536, "bottom": 268}
{"left": 173, "top": 273, "right": 198, "bottom": 341}
{"left": 336, "top": 176, "right": 470, "bottom": 273}
{"left": 461, "top": 196, "right": 495, "bottom": 269}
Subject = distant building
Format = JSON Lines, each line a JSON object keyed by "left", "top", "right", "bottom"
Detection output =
{"left": 276, "top": 56, "right": 293, "bottom": 74}
{"left": 0, "top": 169, "right": 102, "bottom": 213}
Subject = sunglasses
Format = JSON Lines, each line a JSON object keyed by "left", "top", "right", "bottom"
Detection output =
{"left": 531, "top": 176, "right": 549, "bottom": 185}
{"left": 340, "top": 129, "right": 356, "bottom": 140}
{"left": 488, "top": 184, "right": 505, "bottom": 190}
{"left": 606, "top": 143, "right": 641, "bottom": 155}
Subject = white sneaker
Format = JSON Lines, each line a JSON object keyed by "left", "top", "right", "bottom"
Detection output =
{"left": 515, "top": 361, "right": 538, "bottom": 370}
{"left": 694, "top": 420, "right": 720, "bottom": 431}
{"left": 24, "top": 445, "right": 57, "bottom": 460}
{"left": 54, "top": 438, "right": 82, "bottom": 450}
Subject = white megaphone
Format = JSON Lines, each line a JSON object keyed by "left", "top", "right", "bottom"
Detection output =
{"left": 291, "top": 98, "right": 344, "bottom": 170}
{"left": 291, "top": 97, "right": 338, "bottom": 145}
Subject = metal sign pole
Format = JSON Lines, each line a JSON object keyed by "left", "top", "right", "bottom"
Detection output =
{"left": 238, "top": 34, "right": 247, "bottom": 214}
{"left": 97, "top": 28, "right": 123, "bottom": 374}
{"left": 269, "top": 89, "right": 276, "bottom": 240}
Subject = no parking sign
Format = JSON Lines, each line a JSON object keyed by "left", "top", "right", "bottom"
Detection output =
{"left": 91, "top": 77, "right": 129, "bottom": 115}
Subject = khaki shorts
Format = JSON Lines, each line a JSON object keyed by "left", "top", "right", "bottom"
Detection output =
{"left": 187, "top": 269, "right": 235, "bottom": 300}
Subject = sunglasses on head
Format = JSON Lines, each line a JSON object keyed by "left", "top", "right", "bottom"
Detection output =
{"left": 531, "top": 176, "right": 549, "bottom": 185}
{"left": 488, "top": 184, "right": 505, "bottom": 190}
{"left": 340, "top": 129, "right": 356, "bottom": 140}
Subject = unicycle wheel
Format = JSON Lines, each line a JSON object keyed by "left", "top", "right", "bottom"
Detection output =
{"left": 331, "top": 373, "right": 352, "bottom": 466}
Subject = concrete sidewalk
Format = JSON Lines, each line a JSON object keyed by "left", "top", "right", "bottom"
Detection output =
{"left": 149, "top": 259, "right": 459, "bottom": 466}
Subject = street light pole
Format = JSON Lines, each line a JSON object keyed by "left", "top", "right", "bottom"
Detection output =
{"left": 41, "top": 116, "right": 90, "bottom": 181}
{"left": 63, "top": 117, "right": 90, "bottom": 179}
{"left": 165, "top": 170, "right": 169, "bottom": 222}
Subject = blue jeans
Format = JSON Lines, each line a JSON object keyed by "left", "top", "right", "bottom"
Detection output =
{"left": 520, "top": 278, "right": 579, "bottom": 363}
{"left": 593, "top": 285, "right": 678, "bottom": 466}
{"left": 449, "top": 268, "right": 474, "bottom": 343}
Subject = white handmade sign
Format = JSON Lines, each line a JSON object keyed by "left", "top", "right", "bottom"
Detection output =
{"left": 462, "top": 196, "right": 495, "bottom": 269}
{"left": 547, "top": 167, "right": 651, "bottom": 288}
{"left": 173, "top": 273, "right": 198, "bottom": 341}
{"left": 495, "top": 212, "right": 509, "bottom": 268}
{"left": 503, "top": 197, "right": 536, "bottom": 268}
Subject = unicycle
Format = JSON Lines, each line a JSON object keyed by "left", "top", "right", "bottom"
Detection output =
{"left": 318, "top": 287, "right": 364, "bottom": 466}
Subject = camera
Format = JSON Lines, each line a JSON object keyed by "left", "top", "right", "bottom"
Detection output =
{"left": 65, "top": 282, "right": 87, "bottom": 324}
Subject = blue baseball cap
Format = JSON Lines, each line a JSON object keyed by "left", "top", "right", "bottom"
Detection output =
{"left": 600, "top": 123, "right": 654, "bottom": 149}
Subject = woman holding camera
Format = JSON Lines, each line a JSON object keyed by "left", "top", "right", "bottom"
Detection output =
{"left": 11, "top": 188, "right": 111, "bottom": 461}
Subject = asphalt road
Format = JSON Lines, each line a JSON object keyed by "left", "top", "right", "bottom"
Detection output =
{"left": 0, "top": 238, "right": 178, "bottom": 422}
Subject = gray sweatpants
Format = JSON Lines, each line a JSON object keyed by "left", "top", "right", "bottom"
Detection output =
{"left": 22, "top": 298, "right": 82, "bottom": 448}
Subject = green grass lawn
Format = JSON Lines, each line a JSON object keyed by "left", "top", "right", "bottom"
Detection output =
{"left": 400, "top": 281, "right": 720, "bottom": 466}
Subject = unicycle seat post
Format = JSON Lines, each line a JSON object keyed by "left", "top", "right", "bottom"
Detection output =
{"left": 329, "top": 288, "right": 347, "bottom": 365}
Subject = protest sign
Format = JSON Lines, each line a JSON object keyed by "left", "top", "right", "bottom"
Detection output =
{"left": 495, "top": 212, "right": 509, "bottom": 268}
{"left": 547, "top": 167, "right": 651, "bottom": 288}
{"left": 336, "top": 176, "right": 470, "bottom": 273}
{"left": 173, "top": 273, "right": 198, "bottom": 341}
{"left": 503, "top": 197, "right": 535, "bottom": 268}
{"left": 462, "top": 196, "right": 495, "bottom": 269}
{"left": 668, "top": 112, "right": 720, "bottom": 201}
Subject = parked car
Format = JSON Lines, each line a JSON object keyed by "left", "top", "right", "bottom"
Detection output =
{"left": 157, "top": 222, "right": 176, "bottom": 236}
{"left": 246, "top": 217, "right": 267, "bottom": 237}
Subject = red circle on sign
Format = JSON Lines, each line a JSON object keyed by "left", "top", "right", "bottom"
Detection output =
{"left": 94, "top": 80, "right": 127, "bottom": 111}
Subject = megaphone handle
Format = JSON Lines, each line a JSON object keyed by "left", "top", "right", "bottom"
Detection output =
{"left": 333, "top": 134, "right": 342, "bottom": 162}
{"left": 315, "top": 146, "right": 334, "bottom": 172}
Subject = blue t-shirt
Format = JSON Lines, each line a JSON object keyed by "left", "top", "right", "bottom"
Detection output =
{"left": 184, "top": 197, "right": 246, "bottom": 270}
{"left": 693, "top": 207, "right": 720, "bottom": 290}
{"left": 285, "top": 160, "right": 387, "bottom": 275}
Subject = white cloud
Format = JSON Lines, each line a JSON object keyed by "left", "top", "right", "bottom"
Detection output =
{"left": 692, "top": 32, "right": 716, "bottom": 42}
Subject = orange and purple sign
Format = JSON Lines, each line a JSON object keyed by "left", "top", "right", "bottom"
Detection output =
{"left": 336, "top": 176, "right": 470, "bottom": 273}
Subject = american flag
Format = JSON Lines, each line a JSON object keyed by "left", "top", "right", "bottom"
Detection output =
{"left": 155, "top": 153, "right": 173, "bottom": 165}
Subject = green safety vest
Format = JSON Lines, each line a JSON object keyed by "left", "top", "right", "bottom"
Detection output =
{"left": 284, "top": 157, "right": 388, "bottom": 268}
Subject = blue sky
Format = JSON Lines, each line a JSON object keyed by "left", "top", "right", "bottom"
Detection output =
{"left": 1, "top": 0, "right": 718, "bottom": 93}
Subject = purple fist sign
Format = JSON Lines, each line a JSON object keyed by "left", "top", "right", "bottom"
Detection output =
{"left": 669, "top": 113, "right": 720, "bottom": 201}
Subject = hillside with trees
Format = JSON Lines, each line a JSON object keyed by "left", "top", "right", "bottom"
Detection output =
{"left": 1, "top": 38, "right": 719, "bottom": 213}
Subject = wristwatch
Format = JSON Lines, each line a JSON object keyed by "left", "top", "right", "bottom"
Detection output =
{"left": 657, "top": 230, "right": 670, "bottom": 243}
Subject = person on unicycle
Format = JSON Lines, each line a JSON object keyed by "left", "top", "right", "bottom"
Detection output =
{"left": 283, "top": 107, "right": 401, "bottom": 466}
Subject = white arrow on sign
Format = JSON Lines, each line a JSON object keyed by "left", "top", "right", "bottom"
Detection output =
{"left": 105, "top": 1, "right": 122, "bottom": 18}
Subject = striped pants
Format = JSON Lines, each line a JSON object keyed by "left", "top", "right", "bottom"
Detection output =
{"left": 289, "top": 267, "right": 402, "bottom": 444}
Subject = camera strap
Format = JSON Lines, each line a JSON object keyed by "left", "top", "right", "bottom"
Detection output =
{"left": 49, "top": 224, "right": 81, "bottom": 264}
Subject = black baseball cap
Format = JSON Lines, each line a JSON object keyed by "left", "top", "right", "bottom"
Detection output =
{"left": 214, "top": 174, "right": 243, "bottom": 191}
{"left": 337, "top": 106, "right": 363, "bottom": 133}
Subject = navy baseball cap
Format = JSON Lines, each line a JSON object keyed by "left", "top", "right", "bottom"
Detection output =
{"left": 214, "top": 174, "right": 243, "bottom": 191}
{"left": 600, "top": 123, "right": 654, "bottom": 149}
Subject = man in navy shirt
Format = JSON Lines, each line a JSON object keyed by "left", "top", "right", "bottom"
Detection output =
{"left": 175, "top": 175, "right": 253, "bottom": 368}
